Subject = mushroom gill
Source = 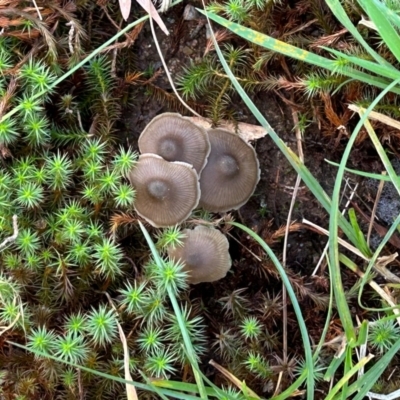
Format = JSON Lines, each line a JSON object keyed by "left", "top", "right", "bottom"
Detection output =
{"left": 199, "top": 129, "right": 260, "bottom": 212}
{"left": 127, "top": 154, "right": 200, "bottom": 227}
{"left": 138, "top": 113, "right": 210, "bottom": 174}
{"left": 167, "top": 225, "right": 231, "bottom": 284}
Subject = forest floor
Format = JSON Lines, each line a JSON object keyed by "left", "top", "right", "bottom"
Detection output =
{"left": 118, "top": 2, "right": 400, "bottom": 395}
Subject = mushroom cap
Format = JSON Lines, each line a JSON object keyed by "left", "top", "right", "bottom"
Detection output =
{"left": 167, "top": 225, "right": 231, "bottom": 284}
{"left": 138, "top": 113, "right": 211, "bottom": 174}
{"left": 127, "top": 154, "right": 200, "bottom": 227}
{"left": 199, "top": 129, "right": 260, "bottom": 212}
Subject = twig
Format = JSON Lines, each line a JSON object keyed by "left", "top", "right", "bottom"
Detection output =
{"left": 0, "top": 215, "right": 18, "bottom": 251}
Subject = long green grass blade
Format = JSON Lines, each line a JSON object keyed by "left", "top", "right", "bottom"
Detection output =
{"left": 140, "top": 372, "right": 170, "bottom": 400}
{"left": 358, "top": 0, "right": 400, "bottom": 63}
{"left": 327, "top": 78, "right": 400, "bottom": 344}
{"left": 228, "top": 222, "right": 314, "bottom": 398}
{"left": 139, "top": 221, "right": 208, "bottom": 399}
{"left": 322, "top": 47, "right": 400, "bottom": 80}
{"left": 325, "top": 160, "right": 392, "bottom": 181}
{"left": 374, "top": 0, "right": 400, "bottom": 30}
{"left": 340, "top": 346, "right": 353, "bottom": 400}
{"left": 324, "top": 0, "right": 394, "bottom": 68}
{"left": 9, "top": 342, "right": 200, "bottom": 400}
{"left": 198, "top": 10, "right": 400, "bottom": 95}
{"left": 326, "top": 354, "right": 373, "bottom": 400}
{"left": 348, "top": 209, "right": 372, "bottom": 257}
{"left": 345, "top": 336, "right": 400, "bottom": 398}
{"left": 324, "top": 352, "right": 346, "bottom": 382}
{"left": 201, "top": 8, "right": 359, "bottom": 248}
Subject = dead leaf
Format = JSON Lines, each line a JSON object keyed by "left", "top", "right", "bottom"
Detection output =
{"left": 136, "top": 0, "right": 169, "bottom": 36}
{"left": 187, "top": 116, "right": 267, "bottom": 142}
{"left": 119, "top": 0, "right": 131, "bottom": 21}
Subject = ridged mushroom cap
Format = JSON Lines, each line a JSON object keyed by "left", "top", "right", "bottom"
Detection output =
{"left": 138, "top": 113, "right": 211, "bottom": 174}
{"left": 167, "top": 225, "right": 231, "bottom": 284}
{"left": 127, "top": 154, "right": 200, "bottom": 227}
{"left": 199, "top": 129, "right": 260, "bottom": 212}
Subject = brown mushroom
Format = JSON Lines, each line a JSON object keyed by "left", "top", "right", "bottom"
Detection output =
{"left": 167, "top": 225, "right": 231, "bottom": 284}
{"left": 138, "top": 113, "right": 210, "bottom": 174}
{"left": 127, "top": 154, "right": 200, "bottom": 227}
{"left": 199, "top": 129, "right": 260, "bottom": 212}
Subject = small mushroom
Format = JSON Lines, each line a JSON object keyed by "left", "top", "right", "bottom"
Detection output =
{"left": 127, "top": 154, "right": 200, "bottom": 227}
{"left": 167, "top": 225, "right": 231, "bottom": 284}
{"left": 138, "top": 113, "right": 210, "bottom": 174}
{"left": 199, "top": 129, "right": 260, "bottom": 212}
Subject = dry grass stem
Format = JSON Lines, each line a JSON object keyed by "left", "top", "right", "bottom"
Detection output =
{"left": 350, "top": 264, "right": 400, "bottom": 327}
{"left": 348, "top": 104, "right": 400, "bottom": 130}
{"left": 147, "top": 6, "right": 201, "bottom": 117}
{"left": 209, "top": 359, "right": 260, "bottom": 399}
{"left": 273, "top": 371, "right": 283, "bottom": 397}
{"left": 367, "top": 172, "right": 386, "bottom": 246}
{"left": 302, "top": 218, "right": 368, "bottom": 261}
{"left": 106, "top": 293, "right": 138, "bottom": 400}
{"left": 0, "top": 215, "right": 18, "bottom": 250}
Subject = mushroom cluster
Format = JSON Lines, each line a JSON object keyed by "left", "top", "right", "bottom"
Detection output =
{"left": 128, "top": 113, "right": 260, "bottom": 226}
{"left": 128, "top": 113, "right": 260, "bottom": 284}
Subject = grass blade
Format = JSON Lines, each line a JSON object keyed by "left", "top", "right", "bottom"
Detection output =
{"left": 348, "top": 208, "right": 372, "bottom": 258}
{"left": 138, "top": 221, "right": 208, "bottom": 399}
{"left": 201, "top": 8, "right": 359, "bottom": 248}
{"left": 358, "top": 0, "right": 400, "bottom": 63}
{"left": 345, "top": 336, "right": 400, "bottom": 399}
{"left": 321, "top": 47, "right": 400, "bottom": 80}
{"left": 373, "top": 0, "right": 400, "bottom": 30}
{"left": 325, "top": 354, "right": 374, "bottom": 400}
{"left": 228, "top": 221, "right": 314, "bottom": 399}
{"left": 198, "top": 10, "right": 400, "bottom": 95}
{"left": 324, "top": 0, "right": 394, "bottom": 68}
{"left": 327, "top": 77, "right": 400, "bottom": 344}
{"left": 325, "top": 160, "right": 392, "bottom": 181}
{"left": 9, "top": 342, "right": 200, "bottom": 400}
